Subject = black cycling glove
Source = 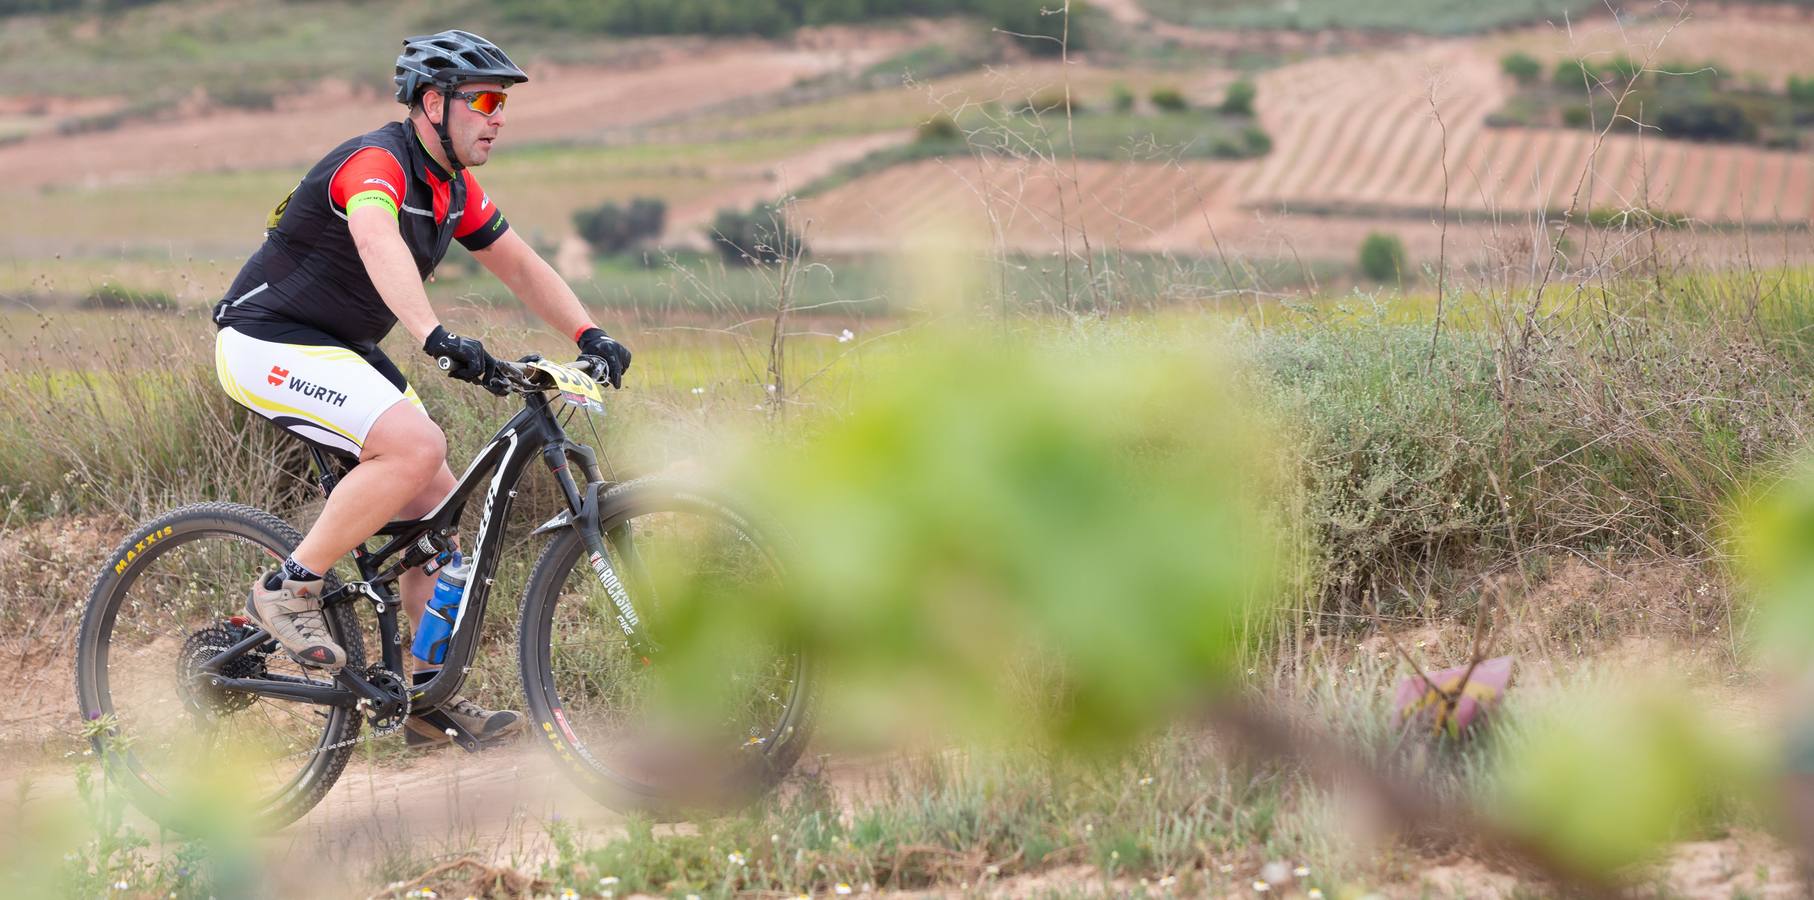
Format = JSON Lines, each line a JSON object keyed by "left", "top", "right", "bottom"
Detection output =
{"left": 576, "top": 327, "right": 632, "bottom": 389}
{"left": 424, "top": 325, "right": 506, "bottom": 396}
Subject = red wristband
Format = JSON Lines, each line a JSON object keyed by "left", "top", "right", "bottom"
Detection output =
{"left": 572, "top": 323, "right": 597, "bottom": 343}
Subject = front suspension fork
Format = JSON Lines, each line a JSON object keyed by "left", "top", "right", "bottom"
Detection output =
{"left": 546, "top": 447, "right": 661, "bottom": 660}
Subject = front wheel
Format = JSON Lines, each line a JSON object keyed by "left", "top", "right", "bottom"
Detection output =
{"left": 518, "top": 480, "right": 814, "bottom": 814}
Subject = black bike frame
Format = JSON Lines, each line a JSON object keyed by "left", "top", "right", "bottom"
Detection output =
{"left": 204, "top": 384, "right": 643, "bottom": 715}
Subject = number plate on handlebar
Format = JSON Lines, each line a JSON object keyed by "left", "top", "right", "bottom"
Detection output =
{"left": 527, "top": 360, "right": 605, "bottom": 412}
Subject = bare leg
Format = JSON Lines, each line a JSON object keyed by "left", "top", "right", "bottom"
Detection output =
{"left": 291, "top": 401, "right": 447, "bottom": 575}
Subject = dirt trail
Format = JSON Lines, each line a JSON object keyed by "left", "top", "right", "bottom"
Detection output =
{"left": 0, "top": 739, "right": 625, "bottom": 898}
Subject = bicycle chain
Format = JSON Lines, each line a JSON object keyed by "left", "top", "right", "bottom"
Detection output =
{"left": 278, "top": 665, "right": 412, "bottom": 762}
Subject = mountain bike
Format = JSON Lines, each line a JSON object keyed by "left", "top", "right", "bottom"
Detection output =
{"left": 75, "top": 356, "right": 814, "bottom": 831}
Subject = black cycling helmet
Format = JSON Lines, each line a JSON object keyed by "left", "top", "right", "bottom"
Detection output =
{"left": 394, "top": 30, "right": 528, "bottom": 171}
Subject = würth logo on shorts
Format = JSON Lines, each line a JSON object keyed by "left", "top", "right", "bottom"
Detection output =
{"left": 285, "top": 375, "right": 348, "bottom": 408}
{"left": 267, "top": 365, "right": 289, "bottom": 386}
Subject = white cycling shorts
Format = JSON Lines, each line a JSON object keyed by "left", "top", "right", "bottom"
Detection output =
{"left": 215, "top": 325, "right": 424, "bottom": 458}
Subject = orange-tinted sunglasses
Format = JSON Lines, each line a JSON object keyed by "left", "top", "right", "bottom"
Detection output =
{"left": 448, "top": 89, "right": 508, "bottom": 117}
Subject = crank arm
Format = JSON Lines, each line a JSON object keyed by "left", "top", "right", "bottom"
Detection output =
{"left": 209, "top": 675, "right": 356, "bottom": 708}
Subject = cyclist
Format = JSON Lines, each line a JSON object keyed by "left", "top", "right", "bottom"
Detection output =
{"left": 211, "top": 30, "right": 632, "bottom": 748}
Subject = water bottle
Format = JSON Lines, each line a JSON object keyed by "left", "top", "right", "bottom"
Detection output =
{"left": 412, "top": 553, "right": 470, "bottom": 665}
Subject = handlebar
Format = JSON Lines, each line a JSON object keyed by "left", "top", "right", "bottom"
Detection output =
{"left": 436, "top": 355, "right": 608, "bottom": 396}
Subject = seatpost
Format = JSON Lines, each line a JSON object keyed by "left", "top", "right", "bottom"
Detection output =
{"left": 309, "top": 445, "right": 344, "bottom": 498}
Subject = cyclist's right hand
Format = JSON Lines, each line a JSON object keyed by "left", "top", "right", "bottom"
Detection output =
{"left": 424, "top": 325, "right": 507, "bottom": 396}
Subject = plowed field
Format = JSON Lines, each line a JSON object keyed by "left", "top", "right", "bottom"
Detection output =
{"left": 801, "top": 7, "right": 1814, "bottom": 262}
{"left": 795, "top": 157, "right": 1246, "bottom": 255}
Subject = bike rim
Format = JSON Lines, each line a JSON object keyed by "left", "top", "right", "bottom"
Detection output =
{"left": 88, "top": 527, "right": 349, "bottom": 817}
{"left": 536, "top": 500, "right": 807, "bottom": 799}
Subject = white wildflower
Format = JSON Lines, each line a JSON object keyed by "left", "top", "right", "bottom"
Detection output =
{"left": 838, "top": 329, "right": 855, "bottom": 343}
{"left": 837, "top": 884, "right": 854, "bottom": 895}
{"left": 1253, "top": 880, "right": 1271, "bottom": 892}
{"left": 728, "top": 852, "right": 747, "bottom": 866}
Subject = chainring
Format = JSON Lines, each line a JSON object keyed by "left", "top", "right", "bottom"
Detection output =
{"left": 176, "top": 622, "right": 270, "bottom": 718}
{"left": 359, "top": 666, "right": 411, "bottom": 734}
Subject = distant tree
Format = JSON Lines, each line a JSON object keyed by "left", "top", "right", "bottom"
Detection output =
{"left": 573, "top": 197, "right": 666, "bottom": 255}
{"left": 1655, "top": 96, "right": 1758, "bottom": 143}
{"left": 1604, "top": 55, "right": 1643, "bottom": 83}
{"left": 710, "top": 201, "right": 806, "bottom": 266}
{"left": 1501, "top": 52, "right": 1542, "bottom": 85}
{"left": 1150, "top": 87, "right": 1189, "bottom": 113}
{"left": 1220, "top": 80, "right": 1256, "bottom": 116}
{"left": 1554, "top": 58, "right": 1596, "bottom": 90}
{"left": 980, "top": 0, "right": 1089, "bottom": 57}
{"left": 1358, "top": 232, "right": 1408, "bottom": 282}
{"left": 1110, "top": 82, "right": 1136, "bottom": 113}
{"left": 1018, "top": 88, "right": 1078, "bottom": 115}
{"left": 917, "top": 113, "right": 961, "bottom": 142}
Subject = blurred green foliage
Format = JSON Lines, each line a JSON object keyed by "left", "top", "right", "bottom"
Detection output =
{"left": 667, "top": 328, "right": 1284, "bottom": 748}
{"left": 1491, "top": 681, "right": 1763, "bottom": 875}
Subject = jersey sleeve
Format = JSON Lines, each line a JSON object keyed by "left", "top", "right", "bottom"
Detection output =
{"left": 455, "top": 170, "right": 509, "bottom": 251}
{"left": 328, "top": 147, "right": 407, "bottom": 218}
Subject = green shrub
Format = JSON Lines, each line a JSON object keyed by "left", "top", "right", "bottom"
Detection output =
{"left": 207, "top": 83, "right": 277, "bottom": 112}
{"left": 1220, "top": 79, "right": 1257, "bottom": 115}
{"left": 1788, "top": 75, "right": 1814, "bottom": 105}
{"left": 572, "top": 197, "right": 666, "bottom": 255}
{"left": 1562, "top": 104, "right": 1592, "bottom": 128}
{"left": 1554, "top": 58, "right": 1596, "bottom": 90}
{"left": 709, "top": 201, "right": 806, "bottom": 266}
{"left": 1501, "top": 51, "right": 1542, "bottom": 85}
{"left": 1659, "top": 60, "right": 1723, "bottom": 92}
{"left": 1018, "top": 89, "right": 1078, "bottom": 115}
{"left": 1604, "top": 55, "right": 1643, "bottom": 83}
{"left": 1585, "top": 207, "right": 1688, "bottom": 229}
{"left": 1150, "top": 87, "right": 1188, "bottom": 113}
{"left": 917, "top": 113, "right": 961, "bottom": 143}
{"left": 1655, "top": 96, "right": 1758, "bottom": 142}
{"left": 1110, "top": 82, "right": 1135, "bottom": 113}
{"left": 1357, "top": 232, "right": 1407, "bottom": 282}
{"left": 1241, "top": 125, "right": 1272, "bottom": 155}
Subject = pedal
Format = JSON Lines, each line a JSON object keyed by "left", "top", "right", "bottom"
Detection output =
{"left": 409, "top": 708, "right": 516, "bottom": 753}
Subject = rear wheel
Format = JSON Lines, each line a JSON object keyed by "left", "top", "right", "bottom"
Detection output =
{"left": 518, "top": 480, "right": 813, "bottom": 814}
{"left": 74, "top": 502, "right": 365, "bottom": 832}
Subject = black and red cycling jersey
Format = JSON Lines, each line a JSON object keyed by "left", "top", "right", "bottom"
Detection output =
{"left": 213, "top": 120, "right": 509, "bottom": 351}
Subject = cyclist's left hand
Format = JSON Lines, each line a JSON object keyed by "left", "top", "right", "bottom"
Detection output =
{"left": 577, "top": 327, "right": 632, "bottom": 389}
